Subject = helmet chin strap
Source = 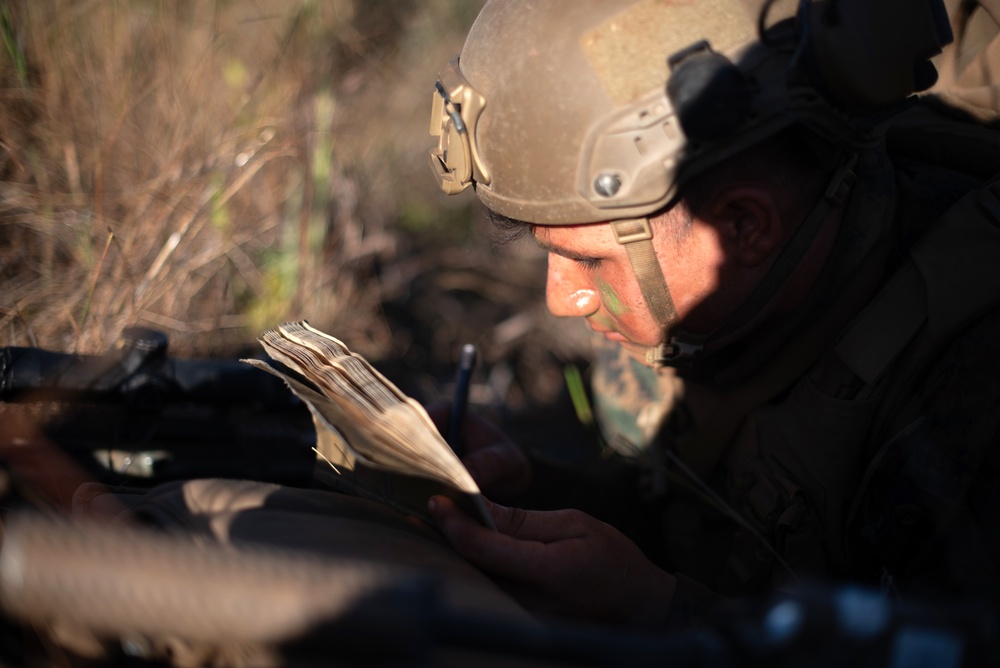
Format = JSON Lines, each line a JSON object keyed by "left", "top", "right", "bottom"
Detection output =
{"left": 609, "top": 217, "right": 704, "bottom": 367}
{"left": 611, "top": 152, "right": 858, "bottom": 369}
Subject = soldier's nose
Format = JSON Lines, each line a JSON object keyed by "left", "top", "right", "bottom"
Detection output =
{"left": 545, "top": 257, "right": 599, "bottom": 318}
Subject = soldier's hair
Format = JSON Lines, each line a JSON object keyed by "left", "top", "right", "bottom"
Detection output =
{"left": 484, "top": 208, "right": 536, "bottom": 245}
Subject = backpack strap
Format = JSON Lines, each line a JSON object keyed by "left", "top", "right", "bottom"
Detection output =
{"left": 836, "top": 176, "right": 1000, "bottom": 397}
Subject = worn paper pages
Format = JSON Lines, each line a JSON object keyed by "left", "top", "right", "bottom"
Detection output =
{"left": 244, "top": 321, "right": 494, "bottom": 528}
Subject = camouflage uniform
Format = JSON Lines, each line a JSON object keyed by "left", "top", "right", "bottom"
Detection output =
{"left": 590, "top": 91, "right": 1000, "bottom": 623}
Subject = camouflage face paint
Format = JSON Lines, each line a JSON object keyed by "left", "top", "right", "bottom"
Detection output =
{"left": 596, "top": 276, "right": 627, "bottom": 316}
{"left": 589, "top": 312, "right": 616, "bottom": 330}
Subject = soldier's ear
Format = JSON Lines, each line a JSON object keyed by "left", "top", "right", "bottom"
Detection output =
{"left": 706, "top": 185, "right": 783, "bottom": 268}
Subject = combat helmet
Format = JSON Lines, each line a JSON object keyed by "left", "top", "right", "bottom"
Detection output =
{"left": 429, "top": 0, "right": 952, "bottom": 366}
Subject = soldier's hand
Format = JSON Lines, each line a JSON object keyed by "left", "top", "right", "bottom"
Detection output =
{"left": 426, "top": 403, "right": 531, "bottom": 504}
{"left": 428, "top": 495, "right": 675, "bottom": 628}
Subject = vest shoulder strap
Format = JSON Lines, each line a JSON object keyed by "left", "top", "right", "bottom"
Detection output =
{"left": 835, "top": 176, "right": 1000, "bottom": 392}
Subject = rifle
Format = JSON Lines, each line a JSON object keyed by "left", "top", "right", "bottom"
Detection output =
{"left": 0, "top": 327, "right": 316, "bottom": 487}
{"left": 0, "top": 509, "right": 995, "bottom": 667}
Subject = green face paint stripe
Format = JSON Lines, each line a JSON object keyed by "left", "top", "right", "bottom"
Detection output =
{"left": 596, "top": 276, "right": 627, "bottom": 315}
{"left": 590, "top": 313, "right": 616, "bottom": 330}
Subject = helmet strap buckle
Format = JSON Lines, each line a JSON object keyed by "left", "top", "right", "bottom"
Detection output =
{"left": 648, "top": 334, "right": 706, "bottom": 368}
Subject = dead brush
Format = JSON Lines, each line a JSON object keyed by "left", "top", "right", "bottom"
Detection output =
{"left": 0, "top": 0, "right": 486, "bottom": 361}
{"left": 1, "top": 0, "right": 599, "bottom": 438}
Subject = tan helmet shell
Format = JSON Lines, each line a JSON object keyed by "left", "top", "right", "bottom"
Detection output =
{"left": 429, "top": 0, "right": 949, "bottom": 227}
{"left": 430, "top": 0, "right": 801, "bottom": 225}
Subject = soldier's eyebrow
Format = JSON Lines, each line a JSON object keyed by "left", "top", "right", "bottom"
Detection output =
{"left": 530, "top": 234, "right": 595, "bottom": 262}
{"left": 528, "top": 230, "right": 607, "bottom": 270}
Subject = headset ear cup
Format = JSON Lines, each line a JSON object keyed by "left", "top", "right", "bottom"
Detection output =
{"left": 667, "top": 49, "right": 754, "bottom": 142}
{"left": 803, "top": 0, "right": 953, "bottom": 112}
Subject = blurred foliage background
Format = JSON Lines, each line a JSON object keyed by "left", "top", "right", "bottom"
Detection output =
{"left": 0, "top": 0, "right": 594, "bottom": 417}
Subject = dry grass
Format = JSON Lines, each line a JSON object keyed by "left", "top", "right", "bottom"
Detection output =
{"left": 0, "top": 0, "right": 484, "bottom": 354}
{"left": 0, "top": 0, "right": 594, "bottom": 416}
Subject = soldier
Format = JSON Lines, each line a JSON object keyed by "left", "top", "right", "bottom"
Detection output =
{"left": 426, "top": 0, "right": 1000, "bottom": 627}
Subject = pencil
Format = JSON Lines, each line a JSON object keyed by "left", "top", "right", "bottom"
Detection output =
{"left": 447, "top": 343, "right": 477, "bottom": 454}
